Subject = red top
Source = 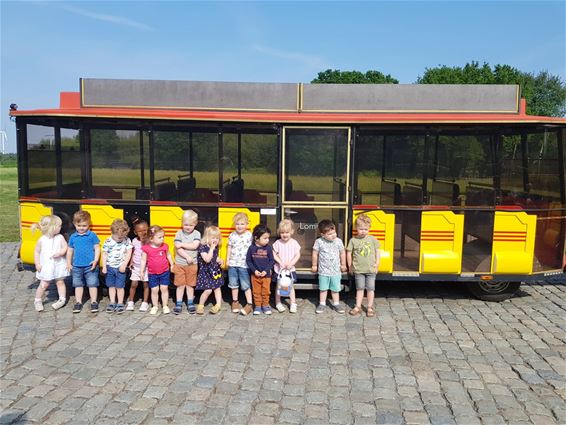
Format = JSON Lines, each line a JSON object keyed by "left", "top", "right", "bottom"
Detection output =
{"left": 141, "top": 243, "right": 170, "bottom": 275}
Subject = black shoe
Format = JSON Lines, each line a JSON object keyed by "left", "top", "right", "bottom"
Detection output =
{"left": 72, "top": 303, "right": 83, "bottom": 313}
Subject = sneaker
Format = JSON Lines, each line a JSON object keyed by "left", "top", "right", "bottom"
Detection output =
{"left": 262, "top": 306, "right": 272, "bottom": 315}
{"left": 173, "top": 302, "right": 183, "bottom": 315}
{"left": 139, "top": 302, "right": 150, "bottom": 312}
{"left": 150, "top": 306, "right": 159, "bottom": 315}
{"left": 72, "top": 303, "right": 83, "bottom": 313}
{"left": 91, "top": 302, "right": 99, "bottom": 313}
{"left": 196, "top": 304, "right": 205, "bottom": 315}
{"left": 34, "top": 299, "right": 44, "bottom": 312}
{"left": 315, "top": 304, "right": 327, "bottom": 314}
{"left": 163, "top": 305, "right": 170, "bottom": 315}
{"left": 51, "top": 298, "right": 65, "bottom": 310}
{"left": 231, "top": 301, "right": 242, "bottom": 313}
{"left": 126, "top": 301, "right": 135, "bottom": 311}
{"left": 106, "top": 303, "right": 116, "bottom": 313}
{"left": 240, "top": 304, "right": 253, "bottom": 316}
{"left": 210, "top": 304, "right": 221, "bottom": 314}
{"left": 253, "top": 307, "right": 262, "bottom": 315}
{"left": 289, "top": 303, "right": 297, "bottom": 314}
{"left": 275, "top": 303, "right": 286, "bottom": 313}
{"left": 187, "top": 303, "right": 196, "bottom": 315}
{"left": 115, "top": 304, "right": 125, "bottom": 314}
{"left": 332, "top": 302, "right": 345, "bottom": 314}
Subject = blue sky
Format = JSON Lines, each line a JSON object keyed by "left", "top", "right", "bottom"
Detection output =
{"left": 1, "top": 0, "right": 564, "bottom": 153}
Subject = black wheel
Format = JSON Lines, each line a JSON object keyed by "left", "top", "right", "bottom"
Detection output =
{"left": 466, "top": 281, "right": 521, "bottom": 302}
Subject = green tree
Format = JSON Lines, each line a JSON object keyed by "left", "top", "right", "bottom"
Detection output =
{"left": 417, "top": 62, "right": 566, "bottom": 117}
{"left": 311, "top": 69, "right": 399, "bottom": 84}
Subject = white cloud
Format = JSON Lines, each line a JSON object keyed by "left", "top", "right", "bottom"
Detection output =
{"left": 53, "top": 3, "right": 154, "bottom": 31}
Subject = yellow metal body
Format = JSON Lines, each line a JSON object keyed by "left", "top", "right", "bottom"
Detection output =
{"left": 419, "top": 211, "right": 464, "bottom": 274}
{"left": 352, "top": 209, "right": 395, "bottom": 273}
{"left": 149, "top": 206, "right": 186, "bottom": 261}
{"left": 19, "top": 202, "right": 53, "bottom": 265}
{"left": 491, "top": 211, "right": 536, "bottom": 274}
{"left": 81, "top": 204, "right": 124, "bottom": 265}
{"left": 218, "top": 207, "right": 260, "bottom": 263}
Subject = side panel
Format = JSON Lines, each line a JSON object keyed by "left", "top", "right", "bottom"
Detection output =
{"left": 419, "top": 211, "right": 464, "bottom": 274}
{"left": 19, "top": 202, "right": 53, "bottom": 265}
{"left": 149, "top": 206, "right": 186, "bottom": 261}
{"left": 218, "top": 207, "right": 260, "bottom": 262}
{"left": 353, "top": 209, "right": 395, "bottom": 273}
{"left": 81, "top": 204, "right": 124, "bottom": 264}
{"left": 491, "top": 211, "right": 537, "bottom": 274}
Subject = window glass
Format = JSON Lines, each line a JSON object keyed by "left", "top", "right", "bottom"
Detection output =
{"left": 60, "top": 128, "right": 81, "bottom": 198}
{"left": 354, "top": 133, "right": 383, "bottom": 205}
{"left": 285, "top": 128, "right": 348, "bottom": 203}
{"left": 27, "top": 124, "right": 56, "bottom": 195}
{"left": 526, "top": 130, "right": 560, "bottom": 202}
{"left": 383, "top": 135, "right": 425, "bottom": 205}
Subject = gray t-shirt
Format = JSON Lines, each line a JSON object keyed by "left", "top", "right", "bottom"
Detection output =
{"left": 174, "top": 229, "right": 201, "bottom": 266}
{"left": 313, "top": 237, "right": 344, "bottom": 276}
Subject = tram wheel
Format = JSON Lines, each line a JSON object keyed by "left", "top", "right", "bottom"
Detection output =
{"left": 466, "top": 281, "right": 521, "bottom": 302}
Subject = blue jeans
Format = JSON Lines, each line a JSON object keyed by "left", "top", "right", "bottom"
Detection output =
{"left": 72, "top": 265, "right": 99, "bottom": 288}
{"left": 227, "top": 267, "right": 251, "bottom": 291}
{"left": 105, "top": 266, "right": 127, "bottom": 289}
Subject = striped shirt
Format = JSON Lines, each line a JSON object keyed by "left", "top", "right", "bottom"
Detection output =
{"left": 272, "top": 238, "right": 301, "bottom": 273}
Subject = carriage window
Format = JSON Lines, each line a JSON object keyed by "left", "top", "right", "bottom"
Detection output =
{"left": 27, "top": 124, "right": 56, "bottom": 195}
{"left": 383, "top": 135, "right": 425, "bottom": 205}
{"left": 354, "top": 133, "right": 383, "bottom": 205}
{"left": 60, "top": 128, "right": 81, "bottom": 198}
{"left": 527, "top": 129, "right": 561, "bottom": 202}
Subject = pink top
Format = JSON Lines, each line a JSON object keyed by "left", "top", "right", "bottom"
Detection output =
{"left": 272, "top": 238, "right": 301, "bottom": 273}
{"left": 141, "top": 243, "right": 170, "bottom": 275}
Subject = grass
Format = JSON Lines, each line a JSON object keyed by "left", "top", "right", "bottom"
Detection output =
{"left": 0, "top": 168, "right": 19, "bottom": 242}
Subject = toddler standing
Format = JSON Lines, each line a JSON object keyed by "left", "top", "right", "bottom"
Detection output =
{"left": 196, "top": 226, "right": 224, "bottom": 314}
{"left": 273, "top": 219, "right": 300, "bottom": 313}
{"left": 101, "top": 219, "right": 133, "bottom": 314}
{"left": 127, "top": 217, "right": 150, "bottom": 312}
{"left": 311, "top": 219, "right": 346, "bottom": 314}
{"left": 32, "top": 215, "right": 68, "bottom": 311}
{"left": 141, "top": 225, "right": 174, "bottom": 315}
{"left": 173, "top": 210, "right": 201, "bottom": 315}
{"left": 226, "top": 212, "right": 253, "bottom": 316}
{"left": 246, "top": 224, "right": 275, "bottom": 315}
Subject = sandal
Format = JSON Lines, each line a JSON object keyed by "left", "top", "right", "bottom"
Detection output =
{"left": 349, "top": 306, "right": 361, "bottom": 316}
{"left": 367, "top": 306, "right": 375, "bottom": 317}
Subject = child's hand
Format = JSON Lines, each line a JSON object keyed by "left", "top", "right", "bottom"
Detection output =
{"left": 36, "top": 265, "right": 42, "bottom": 273}
{"left": 374, "top": 264, "right": 379, "bottom": 273}
{"left": 254, "top": 270, "right": 261, "bottom": 277}
{"left": 311, "top": 265, "right": 317, "bottom": 273}
{"left": 348, "top": 268, "right": 354, "bottom": 276}
{"left": 260, "top": 271, "right": 267, "bottom": 277}
{"left": 102, "top": 266, "right": 107, "bottom": 274}
{"left": 66, "top": 263, "right": 72, "bottom": 272}
{"left": 170, "top": 264, "right": 175, "bottom": 273}
{"left": 216, "top": 257, "right": 224, "bottom": 266}
{"left": 340, "top": 265, "right": 347, "bottom": 273}
{"left": 90, "top": 260, "right": 98, "bottom": 271}
{"left": 210, "top": 240, "right": 218, "bottom": 248}
{"left": 119, "top": 265, "right": 127, "bottom": 273}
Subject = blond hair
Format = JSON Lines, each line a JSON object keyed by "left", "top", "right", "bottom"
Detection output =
{"left": 355, "top": 214, "right": 372, "bottom": 228}
{"left": 32, "top": 215, "right": 62, "bottom": 238}
{"left": 232, "top": 212, "right": 249, "bottom": 226}
{"left": 73, "top": 210, "right": 91, "bottom": 225}
{"left": 278, "top": 219, "right": 295, "bottom": 235}
{"left": 182, "top": 209, "right": 198, "bottom": 224}
{"left": 110, "top": 219, "right": 130, "bottom": 238}
{"left": 201, "top": 226, "right": 222, "bottom": 248}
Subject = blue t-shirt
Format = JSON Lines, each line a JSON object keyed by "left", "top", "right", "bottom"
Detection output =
{"left": 69, "top": 230, "right": 100, "bottom": 267}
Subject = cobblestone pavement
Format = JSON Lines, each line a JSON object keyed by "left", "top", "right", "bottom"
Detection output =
{"left": 1, "top": 242, "right": 565, "bottom": 424}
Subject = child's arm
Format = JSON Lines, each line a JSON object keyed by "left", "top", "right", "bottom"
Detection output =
{"left": 340, "top": 249, "right": 347, "bottom": 273}
{"left": 288, "top": 242, "right": 301, "bottom": 268}
{"left": 176, "top": 247, "right": 193, "bottom": 264}
{"left": 311, "top": 249, "right": 319, "bottom": 273}
{"left": 273, "top": 248, "right": 283, "bottom": 269}
{"left": 225, "top": 244, "right": 232, "bottom": 269}
{"left": 34, "top": 241, "right": 42, "bottom": 273}
{"left": 66, "top": 247, "right": 74, "bottom": 271}
{"left": 200, "top": 246, "right": 215, "bottom": 263}
{"left": 374, "top": 246, "right": 381, "bottom": 273}
{"left": 346, "top": 250, "right": 353, "bottom": 275}
{"left": 101, "top": 251, "right": 108, "bottom": 274}
{"left": 120, "top": 247, "right": 133, "bottom": 273}
{"left": 167, "top": 251, "right": 174, "bottom": 272}
{"left": 140, "top": 252, "right": 147, "bottom": 277}
{"left": 175, "top": 240, "right": 200, "bottom": 250}
{"left": 246, "top": 246, "right": 260, "bottom": 277}
{"left": 91, "top": 244, "right": 101, "bottom": 271}
{"left": 53, "top": 236, "right": 68, "bottom": 259}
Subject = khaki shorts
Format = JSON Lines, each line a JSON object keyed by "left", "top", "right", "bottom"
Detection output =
{"left": 173, "top": 264, "right": 197, "bottom": 287}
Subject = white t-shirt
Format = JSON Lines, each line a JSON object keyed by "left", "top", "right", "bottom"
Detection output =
{"left": 228, "top": 230, "right": 253, "bottom": 268}
{"left": 102, "top": 237, "right": 132, "bottom": 268}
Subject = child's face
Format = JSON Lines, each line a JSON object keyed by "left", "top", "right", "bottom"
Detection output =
{"left": 150, "top": 232, "right": 165, "bottom": 246}
{"left": 134, "top": 223, "right": 148, "bottom": 240}
{"left": 209, "top": 235, "right": 220, "bottom": 246}
{"left": 112, "top": 231, "right": 127, "bottom": 243}
{"left": 356, "top": 223, "right": 370, "bottom": 238}
{"left": 321, "top": 228, "right": 337, "bottom": 241}
{"left": 234, "top": 220, "right": 248, "bottom": 234}
{"left": 74, "top": 221, "right": 90, "bottom": 235}
{"left": 256, "top": 232, "right": 270, "bottom": 247}
{"left": 54, "top": 223, "right": 62, "bottom": 235}
{"left": 279, "top": 230, "right": 292, "bottom": 242}
{"left": 183, "top": 220, "right": 197, "bottom": 234}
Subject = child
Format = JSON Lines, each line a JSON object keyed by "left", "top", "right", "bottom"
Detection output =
{"left": 101, "top": 219, "right": 133, "bottom": 314}
{"left": 347, "top": 214, "right": 380, "bottom": 317}
{"left": 196, "top": 226, "right": 224, "bottom": 314}
{"left": 272, "top": 219, "right": 300, "bottom": 313}
{"left": 226, "top": 212, "right": 253, "bottom": 315}
{"left": 67, "top": 210, "right": 100, "bottom": 313}
{"left": 246, "top": 224, "right": 275, "bottom": 315}
{"left": 141, "top": 225, "right": 174, "bottom": 315}
{"left": 126, "top": 217, "right": 150, "bottom": 312}
{"left": 32, "top": 215, "right": 68, "bottom": 311}
{"left": 173, "top": 210, "right": 201, "bottom": 315}
{"left": 311, "top": 219, "right": 346, "bottom": 314}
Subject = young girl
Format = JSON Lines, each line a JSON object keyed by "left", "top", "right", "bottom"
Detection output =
{"left": 227, "top": 212, "right": 253, "bottom": 315}
{"left": 33, "top": 215, "right": 68, "bottom": 311}
{"left": 127, "top": 217, "right": 150, "bottom": 312}
{"left": 196, "top": 226, "right": 224, "bottom": 315}
{"left": 273, "top": 219, "right": 301, "bottom": 313}
{"left": 141, "top": 225, "right": 174, "bottom": 315}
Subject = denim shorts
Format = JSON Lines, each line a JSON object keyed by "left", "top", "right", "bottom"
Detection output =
{"left": 148, "top": 271, "right": 170, "bottom": 288}
{"left": 105, "top": 266, "right": 127, "bottom": 289}
{"left": 354, "top": 273, "right": 376, "bottom": 291}
{"left": 227, "top": 267, "right": 251, "bottom": 291}
{"left": 72, "top": 265, "right": 99, "bottom": 288}
{"left": 318, "top": 275, "right": 341, "bottom": 292}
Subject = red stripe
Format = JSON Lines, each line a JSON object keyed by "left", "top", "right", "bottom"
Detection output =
{"left": 494, "top": 231, "right": 526, "bottom": 235}
{"left": 422, "top": 238, "right": 454, "bottom": 241}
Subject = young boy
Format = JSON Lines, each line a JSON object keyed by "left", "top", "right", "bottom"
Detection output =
{"left": 101, "top": 219, "right": 133, "bottom": 314}
{"left": 346, "top": 214, "right": 380, "bottom": 317}
{"left": 227, "top": 212, "right": 253, "bottom": 315}
{"left": 311, "top": 219, "right": 347, "bottom": 314}
{"left": 66, "top": 210, "right": 101, "bottom": 313}
{"left": 246, "top": 224, "right": 275, "bottom": 315}
{"left": 173, "top": 210, "right": 201, "bottom": 314}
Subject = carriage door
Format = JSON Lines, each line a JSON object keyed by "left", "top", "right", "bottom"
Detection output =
{"left": 282, "top": 127, "right": 351, "bottom": 270}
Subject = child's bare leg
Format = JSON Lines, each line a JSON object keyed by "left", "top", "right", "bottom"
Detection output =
{"left": 213, "top": 288, "right": 222, "bottom": 305}
{"left": 244, "top": 288, "right": 253, "bottom": 305}
{"left": 88, "top": 287, "right": 98, "bottom": 304}
{"left": 275, "top": 292, "right": 282, "bottom": 306}
{"left": 355, "top": 289, "right": 364, "bottom": 308}
{"left": 366, "top": 290, "right": 375, "bottom": 308}
{"left": 330, "top": 291, "right": 340, "bottom": 305}
{"left": 35, "top": 281, "right": 48, "bottom": 300}
{"left": 151, "top": 287, "right": 159, "bottom": 306}
{"left": 117, "top": 288, "right": 125, "bottom": 304}
{"left": 160, "top": 285, "right": 169, "bottom": 307}
{"left": 128, "top": 281, "right": 138, "bottom": 302}
{"left": 55, "top": 279, "right": 66, "bottom": 300}
{"left": 290, "top": 287, "right": 296, "bottom": 305}
{"left": 319, "top": 290, "right": 328, "bottom": 305}
{"left": 142, "top": 282, "right": 149, "bottom": 302}
{"left": 109, "top": 287, "right": 117, "bottom": 304}
{"left": 199, "top": 289, "right": 212, "bottom": 306}
{"left": 176, "top": 286, "right": 185, "bottom": 303}
{"left": 187, "top": 286, "right": 195, "bottom": 302}
{"left": 231, "top": 288, "right": 239, "bottom": 302}
{"left": 75, "top": 287, "right": 84, "bottom": 304}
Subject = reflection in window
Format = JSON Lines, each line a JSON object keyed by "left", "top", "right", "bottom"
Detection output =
{"left": 384, "top": 135, "right": 425, "bottom": 206}
{"left": 60, "top": 128, "right": 81, "bottom": 198}
{"left": 354, "top": 134, "right": 383, "bottom": 205}
{"left": 27, "top": 124, "right": 56, "bottom": 194}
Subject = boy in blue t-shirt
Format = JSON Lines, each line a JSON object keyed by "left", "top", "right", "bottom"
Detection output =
{"left": 66, "top": 210, "right": 100, "bottom": 313}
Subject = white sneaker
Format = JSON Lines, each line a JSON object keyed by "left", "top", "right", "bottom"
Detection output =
{"left": 150, "top": 306, "right": 158, "bottom": 315}
{"left": 275, "top": 303, "right": 286, "bottom": 313}
{"left": 139, "top": 302, "right": 149, "bottom": 312}
{"left": 34, "top": 299, "right": 44, "bottom": 312}
{"left": 51, "top": 299, "right": 65, "bottom": 310}
{"left": 126, "top": 301, "right": 135, "bottom": 311}
{"left": 163, "top": 306, "right": 170, "bottom": 314}
{"left": 289, "top": 303, "right": 297, "bottom": 313}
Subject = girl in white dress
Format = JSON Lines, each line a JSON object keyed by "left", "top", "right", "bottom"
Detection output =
{"left": 33, "top": 215, "right": 69, "bottom": 311}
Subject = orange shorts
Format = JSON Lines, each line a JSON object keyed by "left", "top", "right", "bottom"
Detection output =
{"left": 173, "top": 264, "right": 197, "bottom": 287}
